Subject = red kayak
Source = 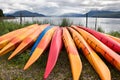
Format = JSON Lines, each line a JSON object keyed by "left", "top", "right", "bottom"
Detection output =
{"left": 78, "top": 26, "right": 120, "bottom": 53}
{"left": 104, "top": 33, "right": 120, "bottom": 44}
{"left": 44, "top": 27, "right": 63, "bottom": 79}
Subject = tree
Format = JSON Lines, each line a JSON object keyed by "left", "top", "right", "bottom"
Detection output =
{"left": 0, "top": 9, "right": 4, "bottom": 17}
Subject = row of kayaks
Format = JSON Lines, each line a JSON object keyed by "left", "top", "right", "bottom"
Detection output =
{"left": 0, "top": 24, "right": 120, "bottom": 80}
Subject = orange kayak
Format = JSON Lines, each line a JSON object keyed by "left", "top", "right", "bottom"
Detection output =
{"left": 78, "top": 26, "right": 120, "bottom": 53}
{"left": 8, "top": 24, "right": 49, "bottom": 60}
{"left": 62, "top": 27, "right": 82, "bottom": 80}
{"left": 68, "top": 27, "right": 111, "bottom": 80}
{"left": 72, "top": 26, "right": 120, "bottom": 71}
{"left": 0, "top": 24, "right": 38, "bottom": 49}
{"left": 24, "top": 27, "right": 57, "bottom": 70}
{"left": 0, "top": 24, "right": 39, "bottom": 56}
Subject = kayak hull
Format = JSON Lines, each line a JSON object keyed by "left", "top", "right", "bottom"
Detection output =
{"left": 30, "top": 26, "right": 53, "bottom": 55}
{"left": 0, "top": 24, "right": 39, "bottom": 56}
{"left": 72, "top": 26, "right": 120, "bottom": 71}
{"left": 8, "top": 24, "right": 49, "bottom": 60}
{"left": 44, "top": 27, "right": 63, "bottom": 79}
{"left": 62, "top": 27, "right": 82, "bottom": 80}
{"left": 78, "top": 26, "right": 120, "bottom": 53}
{"left": 0, "top": 24, "right": 38, "bottom": 49}
{"left": 68, "top": 27, "right": 111, "bottom": 80}
{"left": 24, "top": 27, "right": 57, "bottom": 70}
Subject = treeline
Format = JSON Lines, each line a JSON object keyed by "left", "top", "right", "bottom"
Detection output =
{"left": 0, "top": 9, "right": 4, "bottom": 17}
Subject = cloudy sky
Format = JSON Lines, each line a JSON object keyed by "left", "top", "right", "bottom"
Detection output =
{"left": 0, "top": 0, "right": 120, "bottom": 15}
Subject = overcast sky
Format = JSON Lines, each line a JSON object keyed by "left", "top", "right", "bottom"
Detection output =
{"left": 0, "top": 0, "right": 120, "bottom": 15}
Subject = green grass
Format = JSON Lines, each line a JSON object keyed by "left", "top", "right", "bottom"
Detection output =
{"left": 0, "top": 21, "right": 120, "bottom": 80}
{"left": 109, "top": 31, "right": 120, "bottom": 38}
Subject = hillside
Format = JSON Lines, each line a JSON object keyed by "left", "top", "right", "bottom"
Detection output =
{"left": 5, "top": 10, "right": 45, "bottom": 17}
{"left": 86, "top": 10, "right": 120, "bottom": 18}
{"left": 60, "top": 13, "right": 84, "bottom": 17}
{"left": 60, "top": 10, "right": 120, "bottom": 18}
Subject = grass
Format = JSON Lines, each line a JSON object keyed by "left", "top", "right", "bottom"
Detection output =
{"left": 0, "top": 20, "right": 120, "bottom": 80}
{"left": 109, "top": 31, "right": 120, "bottom": 38}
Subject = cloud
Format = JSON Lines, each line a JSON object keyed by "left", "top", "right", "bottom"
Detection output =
{"left": 0, "top": 0, "right": 120, "bottom": 15}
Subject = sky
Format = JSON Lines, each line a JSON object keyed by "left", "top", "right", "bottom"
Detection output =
{"left": 0, "top": 0, "right": 120, "bottom": 16}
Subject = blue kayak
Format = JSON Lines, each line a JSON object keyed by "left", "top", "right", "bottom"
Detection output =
{"left": 30, "top": 26, "right": 54, "bottom": 55}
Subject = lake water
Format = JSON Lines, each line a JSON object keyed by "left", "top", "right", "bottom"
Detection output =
{"left": 5, "top": 17, "right": 120, "bottom": 33}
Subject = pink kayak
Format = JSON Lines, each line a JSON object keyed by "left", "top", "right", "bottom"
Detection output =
{"left": 24, "top": 27, "right": 57, "bottom": 70}
{"left": 44, "top": 27, "right": 63, "bottom": 79}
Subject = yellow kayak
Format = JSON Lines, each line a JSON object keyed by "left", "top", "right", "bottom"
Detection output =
{"left": 0, "top": 24, "right": 38, "bottom": 49}
{"left": 68, "top": 27, "right": 111, "bottom": 80}
{"left": 62, "top": 27, "right": 82, "bottom": 80}
{"left": 24, "top": 26, "right": 57, "bottom": 70}
{"left": 8, "top": 24, "right": 49, "bottom": 60}
{"left": 0, "top": 24, "right": 39, "bottom": 56}
{"left": 72, "top": 25, "right": 120, "bottom": 71}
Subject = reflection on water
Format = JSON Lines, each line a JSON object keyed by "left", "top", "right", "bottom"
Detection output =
{"left": 5, "top": 17, "right": 120, "bottom": 33}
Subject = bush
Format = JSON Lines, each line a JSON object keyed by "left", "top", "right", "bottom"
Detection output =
{"left": 97, "top": 27, "right": 104, "bottom": 33}
{"left": 60, "top": 18, "right": 73, "bottom": 27}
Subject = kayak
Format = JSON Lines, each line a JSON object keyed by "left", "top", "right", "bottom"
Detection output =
{"left": 0, "top": 23, "right": 37, "bottom": 40}
{"left": 30, "top": 26, "right": 54, "bottom": 55}
{"left": 0, "top": 24, "right": 39, "bottom": 56}
{"left": 72, "top": 26, "right": 120, "bottom": 71}
{"left": 8, "top": 24, "right": 49, "bottom": 60}
{"left": 44, "top": 27, "right": 63, "bottom": 79}
{"left": 24, "top": 27, "right": 57, "bottom": 70}
{"left": 62, "top": 27, "right": 82, "bottom": 80}
{"left": 0, "top": 24, "right": 38, "bottom": 49}
{"left": 68, "top": 27, "right": 111, "bottom": 80}
{"left": 78, "top": 26, "right": 120, "bottom": 53}
{"left": 104, "top": 34, "right": 120, "bottom": 44}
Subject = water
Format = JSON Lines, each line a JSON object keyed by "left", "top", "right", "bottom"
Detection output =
{"left": 5, "top": 17, "right": 120, "bottom": 33}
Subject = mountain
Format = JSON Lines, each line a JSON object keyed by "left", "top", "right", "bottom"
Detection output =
{"left": 59, "top": 10, "right": 120, "bottom": 18}
{"left": 5, "top": 10, "right": 46, "bottom": 17}
{"left": 86, "top": 10, "right": 120, "bottom": 18}
{"left": 60, "top": 13, "right": 84, "bottom": 17}
{"left": 5, "top": 10, "right": 120, "bottom": 18}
